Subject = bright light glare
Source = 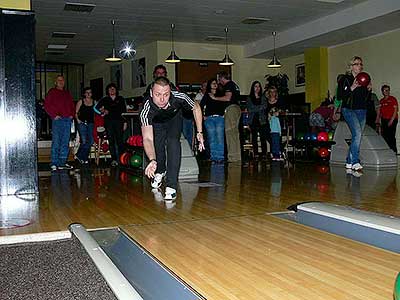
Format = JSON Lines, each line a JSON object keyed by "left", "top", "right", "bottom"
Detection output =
{"left": 119, "top": 41, "right": 136, "bottom": 59}
{"left": 0, "top": 116, "right": 26, "bottom": 143}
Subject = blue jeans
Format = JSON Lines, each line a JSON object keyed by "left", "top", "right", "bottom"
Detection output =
{"left": 342, "top": 108, "right": 366, "bottom": 164}
{"left": 271, "top": 132, "right": 281, "bottom": 158}
{"left": 51, "top": 118, "right": 72, "bottom": 166}
{"left": 76, "top": 122, "right": 94, "bottom": 161}
{"left": 204, "top": 116, "right": 225, "bottom": 161}
{"left": 182, "top": 118, "right": 193, "bottom": 148}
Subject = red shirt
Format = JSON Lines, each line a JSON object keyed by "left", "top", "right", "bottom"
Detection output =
{"left": 379, "top": 95, "right": 398, "bottom": 120}
{"left": 44, "top": 88, "right": 75, "bottom": 119}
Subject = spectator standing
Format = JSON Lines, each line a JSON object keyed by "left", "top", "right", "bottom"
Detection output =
{"left": 246, "top": 81, "right": 268, "bottom": 159}
{"left": 201, "top": 78, "right": 228, "bottom": 162}
{"left": 377, "top": 84, "right": 398, "bottom": 153}
{"left": 44, "top": 75, "right": 75, "bottom": 171}
{"left": 337, "top": 56, "right": 372, "bottom": 171}
{"left": 75, "top": 87, "right": 95, "bottom": 164}
{"left": 94, "top": 83, "right": 127, "bottom": 167}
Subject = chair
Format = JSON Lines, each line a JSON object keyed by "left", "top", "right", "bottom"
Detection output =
{"left": 94, "top": 126, "right": 111, "bottom": 166}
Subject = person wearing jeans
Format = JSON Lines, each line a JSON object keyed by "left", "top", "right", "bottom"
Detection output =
{"left": 75, "top": 87, "right": 95, "bottom": 164}
{"left": 269, "top": 107, "right": 282, "bottom": 161}
{"left": 201, "top": 78, "right": 227, "bottom": 162}
{"left": 337, "top": 56, "right": 371, "bottom": 172}
{"left": 44, "top": 75, "right": 75, "bottom": 171}
{"left": 341, "top": 108, "right": 366, "bottom": 166}
{"left": 50, "top": 118, "right": 73, "bottom": 168}
{"left": 204, "top": 116, "right": 225, "bottom": 162}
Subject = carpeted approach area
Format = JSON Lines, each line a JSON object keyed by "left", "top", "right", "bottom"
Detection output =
{"left": 0, "top": 237, "right": 117, "bottom": 300}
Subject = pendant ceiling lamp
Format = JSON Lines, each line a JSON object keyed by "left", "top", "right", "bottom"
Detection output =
{"left": 105, "top": 20, "right": 122, "bottom": 62}
{"left": 165, "top": 23, "right": 180, "bottom": 63}
{"left": 219, "top": 27, "right": 234, "bottom": 66}
{"left": 268, "top": 31, "right": 281, "bottom": 68}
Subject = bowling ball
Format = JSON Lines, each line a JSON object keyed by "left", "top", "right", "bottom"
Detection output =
{"left": 355, "top": 72, "right": 371, "bottom": 87}
{"left": 318, "top": 147, "right": 330, "bottom": 158}
{"left": 136, "top": 135, "right": 143, "bottom": 147}
{"left": 304, "top": 133, "right": 312, "bottom": 141}
{"left": 296, "top": 132, "right": 304, "bottom": 141}
{"left": 130, "top": 154, "right": 143, "bottom": 168}
{"left": 311, "top": 132, "right": 318, "bottom": 141}
{"left": 120, "top": 152, "right": 131, "bottom": 166}
{"left": 328, "top": 131, "right": 334, "bottom": 141}
{"left": 119, "top": 153, "right": 126, "bottom": 165}
{"left": 317, "top": 132, "right": 329, "bottom": 142}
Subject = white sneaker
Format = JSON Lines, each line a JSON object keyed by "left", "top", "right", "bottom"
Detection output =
{"left": 345, "top": 163, "right": 352, "bottom": 169}
{"left": 58, "top": 163, "right": 73, "bottom": 170}
{"left": 151, "top": 172, "right": 165, "bottom": 189}
{"left": 352, "top": 163, "right": 363, "bottom": 171}
{"left": 164, "top": 187, "right": 177, "bottom": 202}
{"left": 111, "top": 160, "right": 118, "bottom": 167}
{"left": 51, "top": 165, "right": 58, "bottom": 171}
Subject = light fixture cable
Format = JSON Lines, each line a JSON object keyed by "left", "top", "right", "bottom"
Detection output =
{"left": 219, "top": 26, "right": 234, "bottom": 66}
{"left": 165, "top": 23, "right": 181, "bottom": 63}
{"left": 268, "top": 31, "right": 281, "bottom": 68}
{"left": 105, "top": 19, "right": 122, "bottom": 62}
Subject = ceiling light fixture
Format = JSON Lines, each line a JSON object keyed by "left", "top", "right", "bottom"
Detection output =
{"left": 268, "top": 31, "right": 281, "bottom": 68}
{"left": 219, "top": 27, "right": 234, "bottom": 66}
{"left": 165, "top": 23, "right": 180, "bottom": 63}
{"left": 105, "top": 20, "right": 122, "bottom": 62}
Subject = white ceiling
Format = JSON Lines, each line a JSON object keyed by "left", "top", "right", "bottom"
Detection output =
{"left": 32, "top": 0, "right": 400, "bottom": 63}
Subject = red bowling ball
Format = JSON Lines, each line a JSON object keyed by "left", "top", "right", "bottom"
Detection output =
{"left": 317, "top": 132, "right": 329, "bottom": 142}
{"left": 355, "top": 72, "right": 371, "bottom": 87}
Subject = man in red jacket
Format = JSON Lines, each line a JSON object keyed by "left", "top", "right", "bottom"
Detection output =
{"left": 44, "top": 75, "right": 75, "bottom": 171}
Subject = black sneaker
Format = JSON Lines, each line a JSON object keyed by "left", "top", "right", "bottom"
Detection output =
{"left": 58, "top": 163, "right": 73, "bottom": 170}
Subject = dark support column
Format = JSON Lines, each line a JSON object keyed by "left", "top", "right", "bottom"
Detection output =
{"left": 0, "top": 10, "right": 37, "bottom": 196}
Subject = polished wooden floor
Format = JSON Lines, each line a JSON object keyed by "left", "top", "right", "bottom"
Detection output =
{"left": 1, "top": 160, "right": 400, "bottom": 299}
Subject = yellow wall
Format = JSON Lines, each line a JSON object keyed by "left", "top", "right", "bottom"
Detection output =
{"left": 0, "top": 0, "right": 30, "bottom": 10}
{"left": 329, "top": 28, "right": 400, "bottom": 100}
{"left": 305, "top": 47, "right": 329, "bottom": 109}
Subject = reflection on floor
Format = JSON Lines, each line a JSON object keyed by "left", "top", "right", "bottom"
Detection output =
{"left": 1, "top": 161, "right": 399, "bottom": 234}
{"left": 1, "top": 161, "right": 400, "bottom": 299}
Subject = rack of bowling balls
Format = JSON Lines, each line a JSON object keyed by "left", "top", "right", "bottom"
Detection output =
{"left": 294, "top": 131, "right": 334, "bottom": 160}
{"left": 119, "top": 135, "right": 144, "bottom": 169}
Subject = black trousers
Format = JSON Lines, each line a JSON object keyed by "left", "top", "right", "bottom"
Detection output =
{"left": 105, "top": 119, "right": 124, "bottom": 161}
{"left": 381, "top": 118, "right": 398, "bottom": 153}
{"left": 153, "top": 112, "right": 182, "bottom": 190}
{"left": 250, "top": 123, "right": 268, "bottom": 156}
